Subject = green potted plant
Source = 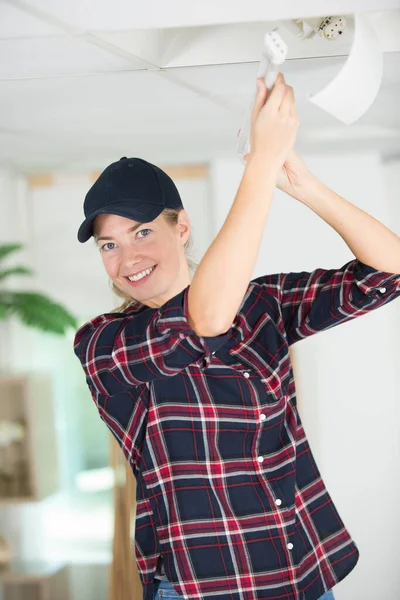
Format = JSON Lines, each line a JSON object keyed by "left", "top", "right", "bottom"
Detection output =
{"left": 0, "top": 243, "right": 77, "bottom": 335}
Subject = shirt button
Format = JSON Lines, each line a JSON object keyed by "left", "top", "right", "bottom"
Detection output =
{"left": 275, "top": 498, "right": 282, "bottom": 506}
{"left": 260, "top": 413, "right": 266, "bottom": 421}
{"left": 257, "top": 456, "right": 264, "bottom": 463}
{"left": 287, "top": 543, "right": 294, "bottom": 550}
{"left": 378, "top": 287, "right": 386, "bottom": 294}
{"left": 244, "top": 372, "right": 250, "bottom": 378}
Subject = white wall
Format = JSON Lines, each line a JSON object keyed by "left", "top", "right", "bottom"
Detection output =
{"left": 0, "top": 153, "right": 399, "bottom": 599}
{"left": 210, "top": 152, "right": 400, "bottom": 600}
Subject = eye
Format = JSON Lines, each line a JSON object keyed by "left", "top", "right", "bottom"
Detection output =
{"left": 137, "top": 228, "right": 151, "bottom": 238}
{"left": 100, "top": 242, "right": 116, "bottom": 252}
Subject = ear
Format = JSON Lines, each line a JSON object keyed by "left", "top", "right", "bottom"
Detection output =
{"left": 177, "top": 210, "right": 191, "bottom": 243}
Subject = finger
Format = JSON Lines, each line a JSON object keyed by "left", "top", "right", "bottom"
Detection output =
{"left": 280, "top": 85, "right": 295, "bottom": 116}
{"left": 290, "top": 90, "right": 298, "bottom": 120}
{"left": 280, "top": 82, "right": 298, "bottom": 119}
{"left": 286, "top": 86, "right": 297, "bottom": 119}
{"left": 251, "top": 78, "right": 268, "bottom": 120}
{"left": 265, "top": 73, "right": 288, "bottom": 112}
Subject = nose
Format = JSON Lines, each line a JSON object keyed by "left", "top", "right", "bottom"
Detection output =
{"left": 120, "top": 246, "right": 142, "bottom": 271}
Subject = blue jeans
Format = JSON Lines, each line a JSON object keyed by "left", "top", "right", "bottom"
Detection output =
{"left": 153, "top": 579, "right": 335, "bottom": 599}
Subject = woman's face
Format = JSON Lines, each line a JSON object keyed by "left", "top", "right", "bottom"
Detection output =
{"left": 93, "top": 211, "right": 191, "bottom": 308}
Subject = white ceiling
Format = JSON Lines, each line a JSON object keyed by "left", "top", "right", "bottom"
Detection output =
{"left": 1, "top": 0, "right": 400, "bottom": 173}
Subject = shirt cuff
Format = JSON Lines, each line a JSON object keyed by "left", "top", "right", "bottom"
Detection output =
{"left": 353, "top": 260, "right": 400, "bottom": 297}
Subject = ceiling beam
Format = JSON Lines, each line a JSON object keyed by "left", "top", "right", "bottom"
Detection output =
{"left": 91, "top": 0, "right": 400, "bottom": 30}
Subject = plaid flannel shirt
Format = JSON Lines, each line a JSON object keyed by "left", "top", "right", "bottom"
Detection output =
{"left": 74, "top": 259, "right": 400, "bottom": 600}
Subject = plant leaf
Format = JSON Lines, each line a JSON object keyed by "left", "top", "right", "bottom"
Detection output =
{"left": 0, "top": 302, "right": 10, "bottom": 321}
{"left": 0, "top": 244, "right": 23, "bottom": 262}
{"left": 0, "top": 266, "right": 34, "bottom": 282}
{"left": 4, "top": 291, "right": 78, "bottom": 334}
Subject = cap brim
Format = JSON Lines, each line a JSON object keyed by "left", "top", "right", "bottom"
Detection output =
{"left": 77, "top": 201, "right": 164, "bottom": 243}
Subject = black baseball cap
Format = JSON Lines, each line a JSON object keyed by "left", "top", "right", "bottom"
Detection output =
{"left": 77, "top": 157, "right": 184, "bottom": 243}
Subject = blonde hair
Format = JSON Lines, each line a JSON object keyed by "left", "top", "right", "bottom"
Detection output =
{"left": 106, "top": 208, "right": 197, "bottom": 313}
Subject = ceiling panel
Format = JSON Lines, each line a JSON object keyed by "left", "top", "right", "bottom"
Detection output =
{"left": 0, "top": 68, "right": 237, "bottom": 171}
{"left": 0, "top": 70, "right": 233, "bottom": 133}
{"left": 0, "top": 35, "right": 147, "bottom": 80}
{"left": 0, "top": 2, "right": 66, "bottom": 38}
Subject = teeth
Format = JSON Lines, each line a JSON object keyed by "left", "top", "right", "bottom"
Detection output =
{"left": 128, "top": 266, "right": 154, "bottom": 282}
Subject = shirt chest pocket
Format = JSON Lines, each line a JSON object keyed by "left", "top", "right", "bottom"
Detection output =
{"left": 227, "top": 333, "right": 288, "bottom": 404}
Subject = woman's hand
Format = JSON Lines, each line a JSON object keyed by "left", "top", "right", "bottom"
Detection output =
{"left": 243, "top": 147, "right": 312, "bottom": 200}
{"left": 240, "top": 75, "right": 317, "bottom": 203}
{"left": 275, "top": 149, "right": 316, "bottom": 203}
{"left": 246, "top": 73, "right": 299, "bottom": 170}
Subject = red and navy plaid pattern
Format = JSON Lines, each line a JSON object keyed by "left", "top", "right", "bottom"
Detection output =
{"left": 74, "top": 259, "right": 400, "bottom": 600}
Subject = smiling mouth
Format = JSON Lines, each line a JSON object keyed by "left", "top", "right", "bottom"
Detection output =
{"left": 125, "top": 264, "right": 157, "bottom": 285}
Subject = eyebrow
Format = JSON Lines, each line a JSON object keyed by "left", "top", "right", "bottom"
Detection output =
{"left": 95, "top": 222, "right": 146, "bottom": 243}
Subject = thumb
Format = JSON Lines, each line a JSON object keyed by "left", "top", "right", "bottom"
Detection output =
{"left": 252, "top": 78, "right": 267, "bottom": 119}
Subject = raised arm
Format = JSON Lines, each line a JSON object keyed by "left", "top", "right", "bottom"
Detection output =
{"left": 187, "top": 73, "right": 299, "bottom": 335}
{"left": 276, "top": 149, "right": 400, "bottom": 274}
{"left": 253, "top": 147, "right": 400, "bottom": 344}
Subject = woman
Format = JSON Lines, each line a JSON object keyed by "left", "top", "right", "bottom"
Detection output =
{"left": 74, "top": 73, "right": 400, "bottom": 600}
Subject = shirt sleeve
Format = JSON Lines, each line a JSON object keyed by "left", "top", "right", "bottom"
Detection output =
{"left": 253, "top": 258, "right": 400, "bottom": 346}
{"left": 73, "top": 285, "right": 230, "bottom": 395}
